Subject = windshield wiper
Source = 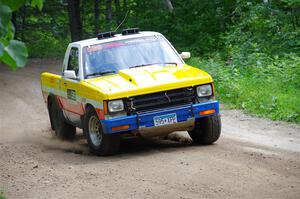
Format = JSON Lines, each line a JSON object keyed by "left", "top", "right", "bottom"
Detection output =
{"left": 129, "top": 62, "right": 177, "bottom": 69}
{"left": 129, "top": 63, "right": 159, "bottom": 69}
{"left": 162, "top": 62, "right": 178, "bottom": 66}
{"left": 86, "top": 70, "right": 116, "bottom": 78}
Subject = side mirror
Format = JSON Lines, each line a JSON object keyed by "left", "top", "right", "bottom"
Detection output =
{"left": 180, "top": 52, "right": 191, "bottom": 60}
{"left": 64, "top": 70, "right": 77, "bottom": 80}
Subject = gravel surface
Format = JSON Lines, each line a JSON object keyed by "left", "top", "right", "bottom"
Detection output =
{"left": 0, "top": 59, "right": 299, "bottom": 199}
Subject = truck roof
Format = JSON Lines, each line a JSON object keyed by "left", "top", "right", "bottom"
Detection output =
{"left": 71, "top": 31, "right": 162, "bottom": 48}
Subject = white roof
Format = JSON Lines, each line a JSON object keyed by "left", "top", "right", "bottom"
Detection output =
{"left": 71, "top": 31, "right": 163, "bottom": 47}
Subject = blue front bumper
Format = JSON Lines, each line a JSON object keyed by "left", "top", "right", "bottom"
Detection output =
{"left": 101, "top": 101, "right": 219, "bottom": 134}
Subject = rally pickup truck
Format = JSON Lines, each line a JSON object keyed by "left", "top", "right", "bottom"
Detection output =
{"left": 41, "top": 28, "right": 221, "bottom": 155}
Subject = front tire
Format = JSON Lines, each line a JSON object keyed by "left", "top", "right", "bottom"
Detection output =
{"left": 49, "top": 97, "right": 76, "bottom": 140}
{"left": 188, "top": 115, "right": 221, "bottom": 145}
{"left": 84, "top": 107, "right": 120, "bottom": 156}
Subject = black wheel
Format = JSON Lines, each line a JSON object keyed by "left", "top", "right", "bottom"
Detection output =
{"left": 84, "top": 107, "right": 120, "bottom": 156}
{"left": 49, "top": 97, "right": 76, "bottom": 140}
{"left": 188, "top": 115, "right": 221, "bottom": 145}
{"left": 48, "top": 98, "right": 55, "bottom": 131}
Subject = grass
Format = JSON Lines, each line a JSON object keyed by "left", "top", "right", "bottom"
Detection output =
{"left": 187, "top": 56, "right": 300, "bottom": 123}
{"left": 0, "top": 190, "right": 5, "bottom": 199}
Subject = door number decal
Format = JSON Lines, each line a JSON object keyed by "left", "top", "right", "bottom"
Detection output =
{"left": 67, "top": 89, "right": 76, "bottom": 101}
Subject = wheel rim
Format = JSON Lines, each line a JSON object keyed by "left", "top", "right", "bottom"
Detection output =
{"left": 89, "top": 115, "right": 102, "bottom": 147}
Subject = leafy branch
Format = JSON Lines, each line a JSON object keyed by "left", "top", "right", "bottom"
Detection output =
{"left": 0, "top": 0, "right": 43, "bottom": 70}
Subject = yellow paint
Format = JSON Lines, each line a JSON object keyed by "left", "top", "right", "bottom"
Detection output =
{"left": 85, "top": 64, "right": 213, "bottom": 99}
{"left": 41, "top": 64, "right": 214, "bottom": 108}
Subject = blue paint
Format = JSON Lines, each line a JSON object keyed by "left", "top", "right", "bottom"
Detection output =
{"left": 101, "top": 101, "right": 219, "bottom": 134}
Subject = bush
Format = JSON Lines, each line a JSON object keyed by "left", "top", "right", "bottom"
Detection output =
{"left": 188, "top": 55, "right": 300, "bottom": 123}
{"left": 186, "top": 1, "right": 300, "bottom": 123}
{"left": 24, "top": 30, "right": 69, "bottom": 58}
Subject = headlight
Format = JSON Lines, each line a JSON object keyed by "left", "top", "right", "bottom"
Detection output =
{"left": 196, "top": 84, "right": 212, "bottom": 97}
{"left": 108, "top": 100, "right": 124, "bottom": 112}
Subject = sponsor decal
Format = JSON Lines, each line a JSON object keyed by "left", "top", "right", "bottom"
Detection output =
{"left": 67, "top": 89, "right": 76, "bottom": 101}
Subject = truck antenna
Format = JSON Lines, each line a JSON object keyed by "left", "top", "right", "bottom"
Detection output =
{"left": 114, "top": 10, "right": 129, "bottom": 32}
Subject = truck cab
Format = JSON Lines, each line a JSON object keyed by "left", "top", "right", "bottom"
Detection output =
{"left": 41, "top": 28, "right": 221, "bottom": 156}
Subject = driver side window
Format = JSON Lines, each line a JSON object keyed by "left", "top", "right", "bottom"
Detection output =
{"left": 67, "top": 47, "right": 79, "bottom": 76}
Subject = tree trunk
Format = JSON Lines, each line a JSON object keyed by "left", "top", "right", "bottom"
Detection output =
{"left": 21, "top": 5, "right": 26, "bottom": 40}
{"left": 123, "top": 0, "right": 127, "bottom": 12}
{"left": 12, "top": 12, "right": 17, "bottom": 38}
{"left": 114, "top": 0, "right": 121, "bottom": 24}
{"left": 81, "top": 0, "right": 85, "bottom": 38}
{"left": 94, "top": 0, "right": 100, "bottom": 34}
{"left": 164, "top": 0, "right": 173, "bottom": 12}
{"left": 67, "top": 0, "right": 82, "bottom": 42}
{"left": 106, "top": 0, "right": 112, "bottom": 26}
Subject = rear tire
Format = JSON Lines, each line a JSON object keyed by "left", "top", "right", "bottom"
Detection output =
{"left": 84, "top": 107, "right": 120, "bottom": 156}
{"left": 49, "top": 97, "right": 76, "bottom": 140}
{"left": 48, "top": 99, "right": 55, "bottom": 131}
{"left": 188, "top": 115, "right": 221, "bottom": 145}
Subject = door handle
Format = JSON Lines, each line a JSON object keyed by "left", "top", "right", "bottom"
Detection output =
{"left": 64, "top": 82, "right": 68, "bottom": 86}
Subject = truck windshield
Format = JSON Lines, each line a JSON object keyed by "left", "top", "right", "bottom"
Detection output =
{"left": 83, "top": 36, "right": 183, "bottom": 78}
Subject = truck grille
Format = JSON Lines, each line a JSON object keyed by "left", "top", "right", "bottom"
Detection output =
{"left": 125, "top": 87, "right": 195, "bottom": 114}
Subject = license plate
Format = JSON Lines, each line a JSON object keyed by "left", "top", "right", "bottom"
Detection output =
{"left": 153, "top": 113, "right": 177, "bottom": 126}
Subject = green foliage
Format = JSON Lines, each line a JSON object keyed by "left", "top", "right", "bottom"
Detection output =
{"left": 188, "top": 55, "right": 300, "bottom": 123}
{"left": 185, "top": 1, "right": 300, "bottom": 123}
{"left": 1, "top": 0, "right": 25, "bottom": 11}
{"left": 18, "top": 0, "right": 238, "bottom": 57}
{"left": 209, "top": 1, "right": 299, "bottom": 123}
{"left": 1, "top": 39, "right": 28, "bottom": 68}
{"left": 0, "top": 0, "right": 43, "bottom": 70}
{"left": 15, "top": 0, "right": 69, "bottom": 58}
{"left": 125, "top": 0, "right": 236, "bottom": 54}
{"left": 0, "top": 190, "right": 5, "bottom": 199}
{"left": 0, "top": 1, "right": 27, "bottom": 70}
{"left": 25, "top": 30, "right": 69, "bottom": 58}
{"left": 30, "top": 0, "right": 43, "bottom": 10}
{"left": 223, "top": 1, "right": 300, "bottom": 61}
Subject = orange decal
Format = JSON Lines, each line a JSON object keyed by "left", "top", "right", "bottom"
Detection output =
{"left": 58, "top": 97, "right": 85, "bottom": 115}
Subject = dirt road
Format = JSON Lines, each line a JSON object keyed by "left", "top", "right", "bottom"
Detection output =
{"left": 0, "top": 60, "right": 299, "bottom": 199}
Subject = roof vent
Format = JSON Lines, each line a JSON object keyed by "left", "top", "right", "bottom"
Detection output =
{"left": 97, "top": 31, "right": 115, "bottom": 40}
{"left": 122, "top": 28, "right": 140, "bottom": 35}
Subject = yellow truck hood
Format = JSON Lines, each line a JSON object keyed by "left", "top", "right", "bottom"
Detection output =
{"left": 85, "top": 64, "right": 213, "bottom": 100}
